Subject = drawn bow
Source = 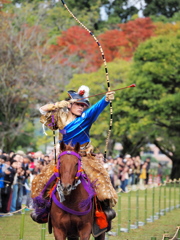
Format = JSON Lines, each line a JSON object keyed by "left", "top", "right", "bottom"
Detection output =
{"left": 60, "top": 0, "right": 117, "bottom": 159}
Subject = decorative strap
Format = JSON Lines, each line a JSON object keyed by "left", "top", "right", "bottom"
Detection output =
{"left": 52, "top": 174, "right": 93, "bottom": 215}
{"left": 58, "top": 150, "right": 81, "bottom": 159}
{"left": 57, "top": 151, "right": 81, "bottom": 170}
{"left": 52, "top": 192, "right": 92, "bottom": 216}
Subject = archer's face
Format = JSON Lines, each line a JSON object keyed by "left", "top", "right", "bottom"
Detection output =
{"left": 70, "top": 102, "right": 86, "bottom": 116}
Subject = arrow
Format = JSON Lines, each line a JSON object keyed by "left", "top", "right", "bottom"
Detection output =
{"left": 76, "top": 84, "right": 136, "bottom": 100}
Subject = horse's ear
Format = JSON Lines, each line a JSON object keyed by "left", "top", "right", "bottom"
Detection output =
{"left": 60, "top": 141, "right": 66, "bottom": 152}
{"left": 74, "top": 142, "right": 80, "bottom": 153}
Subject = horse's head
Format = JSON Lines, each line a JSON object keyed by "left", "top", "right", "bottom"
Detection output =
{"left": 58, "top": 141, "right": 81, "bottom": 196}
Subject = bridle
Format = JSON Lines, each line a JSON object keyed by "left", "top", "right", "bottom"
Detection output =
{"left": 57, "top": 150, "right": 82, "bottom": 178}
{"left": 51, "top": 150, "right": 94, "bottom": 215}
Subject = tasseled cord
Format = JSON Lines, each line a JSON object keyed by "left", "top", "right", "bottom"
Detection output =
{"left": 94, "top": 197, "right": 108, "bottom": 229}
{"left": 42, "top": 123, "right": 48, "bottom": 136}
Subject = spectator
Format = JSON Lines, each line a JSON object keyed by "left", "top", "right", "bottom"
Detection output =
{"left": 1, "top": 159, "right": 16, "bottom": 214}
{"left": 139, "top": 162, "right": 148, "bottom": 186}
{"left": 0, "top": 155, "right": 7, "bottom": 213}
{"left": 134, "top": 156, "right": 141, "bottom": 185}
{"left": 120, "top": 164, "right": 129, "bottom": 192}
{"left": 112, "top": 158, "right": 120, "bottom": 190}
{"left": 125, "top": 155, "right": 135, "bottom": 185}
{"left": 10, "top": 162, "right": 25, "bottom": 213}
{"left": 157, "top": 163, "right": 163, "bottom": 184}
{"left": 44, "top": 155, "right": 50, "bottom": 165}
{"left": 21, "top": 156, "right": 31, "bottom": 210}
{"left": 145, "top": 157, "right": 151, "bottom": 184}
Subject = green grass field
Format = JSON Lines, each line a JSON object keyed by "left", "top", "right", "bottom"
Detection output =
{"left": 0, "top": 185, "right": 179, "bottom": 240}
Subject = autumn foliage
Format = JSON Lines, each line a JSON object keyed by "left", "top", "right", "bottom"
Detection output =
{"left": 154, "top": 21, "right": 180, "bottom": 36}
{"left": 48, "top": 18, "right": 156, "bottom": 72}
{"left": 0, "top": 0, "right": 10, "bottom": 12}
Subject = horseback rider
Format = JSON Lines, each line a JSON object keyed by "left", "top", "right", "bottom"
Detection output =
{"left": 31, "top": 85, "right": 117, "bottom": 226}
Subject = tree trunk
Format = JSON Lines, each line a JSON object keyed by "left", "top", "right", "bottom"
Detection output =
{"left": 153, "top": 140, "right": 180, "bottom": 180}
{"left": 170, "top": 158, "right": 180, "bottom": 180}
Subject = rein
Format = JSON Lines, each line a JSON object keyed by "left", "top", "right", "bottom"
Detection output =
{"left": 51, "top": 150, "right": 94, "bottom": 216}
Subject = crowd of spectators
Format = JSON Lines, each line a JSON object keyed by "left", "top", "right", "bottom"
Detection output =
{"left": 0, "top": 147, "right": 153, "bottom": 216}
{"left": 0, "top": 149, "right": 53, "bottom": 216}
{"left": 96, "top": 153, "right": 152, "bottom": 192}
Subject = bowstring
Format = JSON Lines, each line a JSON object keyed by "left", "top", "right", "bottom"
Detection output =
{"left": 60, "top": 0, "right": 113, "bottom": 160}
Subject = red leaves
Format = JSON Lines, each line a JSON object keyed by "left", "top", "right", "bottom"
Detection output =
{"left": 48, "top": 18, "right": 156, "bottom": 72}
{"left": 118, "top": 17, "right": 156, "bottom": 57}
{"left": 99, "top": 18, "right": 155, "bottom": 60}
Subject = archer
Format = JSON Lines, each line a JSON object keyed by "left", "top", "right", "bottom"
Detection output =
{"left": 31, "top": 85, "right": 117, "bottom": 230}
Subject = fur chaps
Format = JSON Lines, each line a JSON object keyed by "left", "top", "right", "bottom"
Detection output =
{"left": 31, "top": 154, "right": 117, "bottom": 207}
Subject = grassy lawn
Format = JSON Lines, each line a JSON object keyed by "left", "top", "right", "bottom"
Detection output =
{"left": 0, "top": 185, "right": 179, "bottom": 239}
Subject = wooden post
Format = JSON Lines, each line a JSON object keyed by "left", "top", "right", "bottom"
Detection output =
{"left": 136, "top": 188, "right": 139, "bottom": 228}
{"left": 169, "top": 179, "right": 172, "bottom": 212}
{"left": 152, "top": 186, "right": 155, "bottom": 222}
{"left": 117, "top": 191, "right": 121, "bottom": 236}
{"left": 164, "top": 181, "right": 167, "bottom": 214}
{"left": 41, "top": 223, "right": 46, "bottom": 240}
{"left": 19, "top": 208, "right": 25, "bottom": 240}
{"left": 158, "top": 184, "right": 161, "bottom": 218}
{"left": 127, "top": 189, "right": 131, "bottom": 232}
{"left": 144, "top": 187, "right": 147, "bottom": 225}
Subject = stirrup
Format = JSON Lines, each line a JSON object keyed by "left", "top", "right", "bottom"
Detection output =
{"left": 104, "top": 208, "right": 116, "bottom": 222}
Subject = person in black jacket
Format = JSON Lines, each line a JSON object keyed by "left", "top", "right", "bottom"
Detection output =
{"left": 1, "top": 158, "right": 17, "bottom": 213}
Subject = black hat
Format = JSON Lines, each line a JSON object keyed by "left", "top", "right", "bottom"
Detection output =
{"left": 68, "top": 85, "right": 90, "bottom": 108}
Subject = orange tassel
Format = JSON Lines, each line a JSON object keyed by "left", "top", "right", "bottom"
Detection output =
{"left": 94, "top": 196, "right": 108, "bottom": 229}
{"left": 95, "top": 210, "right": 108, "bottom": 229}
{"left": 54, "top": 166, "right": 58, "bottom": 173}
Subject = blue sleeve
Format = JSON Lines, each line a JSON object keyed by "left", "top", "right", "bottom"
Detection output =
{"left": 84, "top": 96, "right": 109, "bottom": 123}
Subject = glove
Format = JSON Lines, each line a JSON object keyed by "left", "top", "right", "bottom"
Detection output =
{"left": 69, "top": 99, "right": 78, "bottom": 104}
{"left": 105, "top": 91, "right": 115, "bottom": 102}
{"left": 44, "top": 104, "right": 56, "bottom": 111}
{"left": 54, "top": 100, "right": 70, "bottom": 109}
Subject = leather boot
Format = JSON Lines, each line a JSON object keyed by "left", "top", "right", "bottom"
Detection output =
{"left": 101, "top": 199, "right": 116, "bottom": 222}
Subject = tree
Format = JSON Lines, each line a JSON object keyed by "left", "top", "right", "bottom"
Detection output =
{"left": 99, "top": 17, "right": 155, "bottom": 60}
{"left": 143, "top": 0, "right": 180, "bottom": 18}
{"left": 0, "top": 11, "right": 72, "bottom": 151}
{"left": 154, "top": 21, "right": 180, "bottom": 36}
{"left": 10, "top": 0, "right": 102, "bottom": 32}
{"left": 103, "top": 0, "right": 138, "bottom": 23}
{"left": 49, "top": 18, "right": 155, "bottom": 73}
{"left": 114, "top": 34, "right": 180, "bottom": 179}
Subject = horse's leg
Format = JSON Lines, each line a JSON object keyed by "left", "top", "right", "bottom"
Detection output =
{"left": 68, "top": 238, "right": 79, "bottom": 240}
{"left": 94, "top": 232, "right": 106, "bottom": 240}
{"left": 78, "top": 224, "right": 92, "bottom": 240}
{"left": 53, "top": 227, "right": 66, "bottom": 240}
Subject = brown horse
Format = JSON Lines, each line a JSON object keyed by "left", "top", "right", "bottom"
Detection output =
{"left": 50, "top": 142, "right": 106, "bottom": 240}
